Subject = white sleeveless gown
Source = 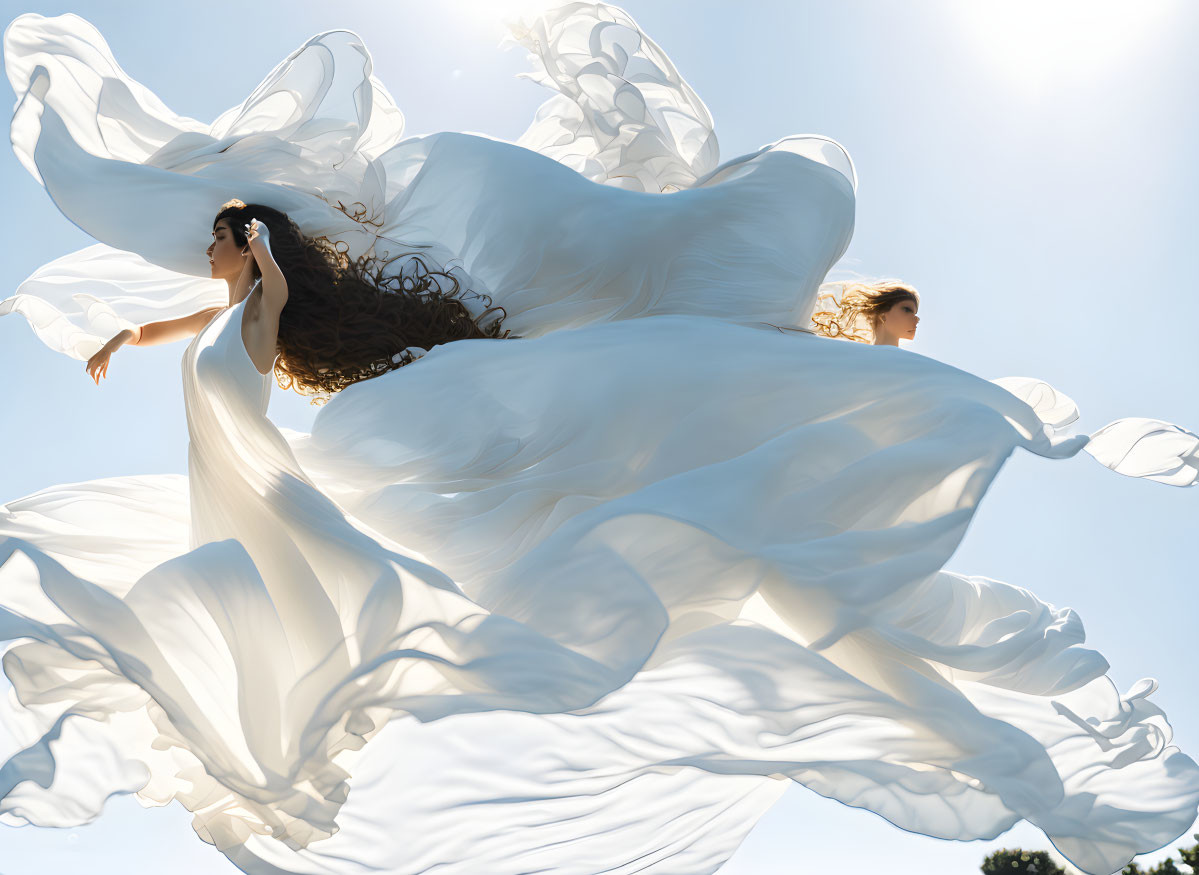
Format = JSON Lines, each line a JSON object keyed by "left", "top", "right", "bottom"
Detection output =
{"left": 2, "top": 6, "right": 1198, "bottom": 875}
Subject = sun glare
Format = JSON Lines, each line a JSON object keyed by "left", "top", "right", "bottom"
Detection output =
{"left": 450, "top": 0, "right": 558, "bottom": 33}
{"left": 949, "top": 0, "right": 1175, "bottom": 95}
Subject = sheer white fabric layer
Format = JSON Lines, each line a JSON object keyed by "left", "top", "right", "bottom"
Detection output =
{"left": 2, "top": 5, "right": 1198, "bottom": 875}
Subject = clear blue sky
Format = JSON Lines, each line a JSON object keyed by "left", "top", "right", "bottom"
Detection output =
{"left": 0, "top": 1, "right": 1196, "bottom": 873}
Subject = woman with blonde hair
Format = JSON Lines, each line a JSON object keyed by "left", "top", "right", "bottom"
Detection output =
{"left": 810, "top": 279, "right": 921, "bottom": 345}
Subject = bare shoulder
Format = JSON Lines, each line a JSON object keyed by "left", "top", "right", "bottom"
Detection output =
{"left": 189, "top": 305, "right": 226, "bottom": 335}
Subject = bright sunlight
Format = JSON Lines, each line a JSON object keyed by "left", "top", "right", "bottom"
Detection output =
{"left": 948, "top": 0, "right": 1175, "bottom": 95}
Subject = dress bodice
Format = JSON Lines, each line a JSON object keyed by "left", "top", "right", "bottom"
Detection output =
{"left": 182, "top": 281, "right": 272, "bottom": 422}
{"left": 181, "top": 280, "right": 285, "bottom": 550}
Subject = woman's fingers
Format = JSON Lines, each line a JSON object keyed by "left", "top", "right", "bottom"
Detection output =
{"left": 85, "top": 352, "right": 109, "bottom": 384}
{"left": 244, "top": 218, "right": 265, "bottom": 244}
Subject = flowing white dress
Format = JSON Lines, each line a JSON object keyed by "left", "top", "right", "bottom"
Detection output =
{"left": 3, "top": 5, "right": 1199, "bottom": 875}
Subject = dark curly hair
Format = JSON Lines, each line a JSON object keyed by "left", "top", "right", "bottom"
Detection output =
{"left": 213, "top": 199, "right": 508, "bottom": 404}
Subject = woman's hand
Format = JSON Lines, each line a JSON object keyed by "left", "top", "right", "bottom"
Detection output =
{"left": 244, "top": 218, "right": 271, "bottom": 258}
{"left": 84, "top": 329, "right": 136, "bottom": 385}
{"left": 86, "top": 344, "right": 115, "bottom": 385}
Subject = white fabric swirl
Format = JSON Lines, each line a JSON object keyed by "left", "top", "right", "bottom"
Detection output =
{"left": 1, "top": 4, "right": 1197, "bottom": 875}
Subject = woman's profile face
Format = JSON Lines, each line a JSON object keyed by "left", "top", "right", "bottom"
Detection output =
{"left": 879, "top": 297, "right": 919, "bottom": 340}
{"left": 207, "top": 218, "right": 246, "bottom": 280}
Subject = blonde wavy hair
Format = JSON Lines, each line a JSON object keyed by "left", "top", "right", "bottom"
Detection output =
{"left": 810, "top": 280, "right": 920, "bottom": 343}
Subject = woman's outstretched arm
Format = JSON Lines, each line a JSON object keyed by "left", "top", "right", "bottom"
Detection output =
{"left": 85, "top": 307, "right": 225, "bottom": 384}
{"left": 127, "top": 307, "right": 226, "bottom": 346}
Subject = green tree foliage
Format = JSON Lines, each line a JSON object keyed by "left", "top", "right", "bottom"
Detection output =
{"left": 981, "top": 848, "right": 1065, "bottom": 874}
{"left": 1146, "top": 857, "right": 1182, "bottom": 874}
{"left": 983, "top": 838, "right": 1199, "bottom": 875}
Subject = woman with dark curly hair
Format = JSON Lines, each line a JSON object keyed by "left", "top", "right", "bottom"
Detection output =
{"left": 85, "top": 199, "right": 506, "bottom": 403}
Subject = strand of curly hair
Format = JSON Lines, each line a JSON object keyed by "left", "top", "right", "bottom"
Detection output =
{"left": 215, "top": 200, "right": 508, "bottom": 405}
{"left": 809, "top": 279, "right": 919, "bottom": 343}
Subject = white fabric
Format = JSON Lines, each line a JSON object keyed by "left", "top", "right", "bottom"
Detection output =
{"left": 2, "top": 4, "right": 1198, "bottom": 875}
{"left": 3, "top": 7, "right": 854, "bottom": 358}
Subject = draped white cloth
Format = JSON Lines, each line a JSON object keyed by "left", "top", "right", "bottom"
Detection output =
{"left": 2, "top": 4, "right": 1198, "bottom": 875}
